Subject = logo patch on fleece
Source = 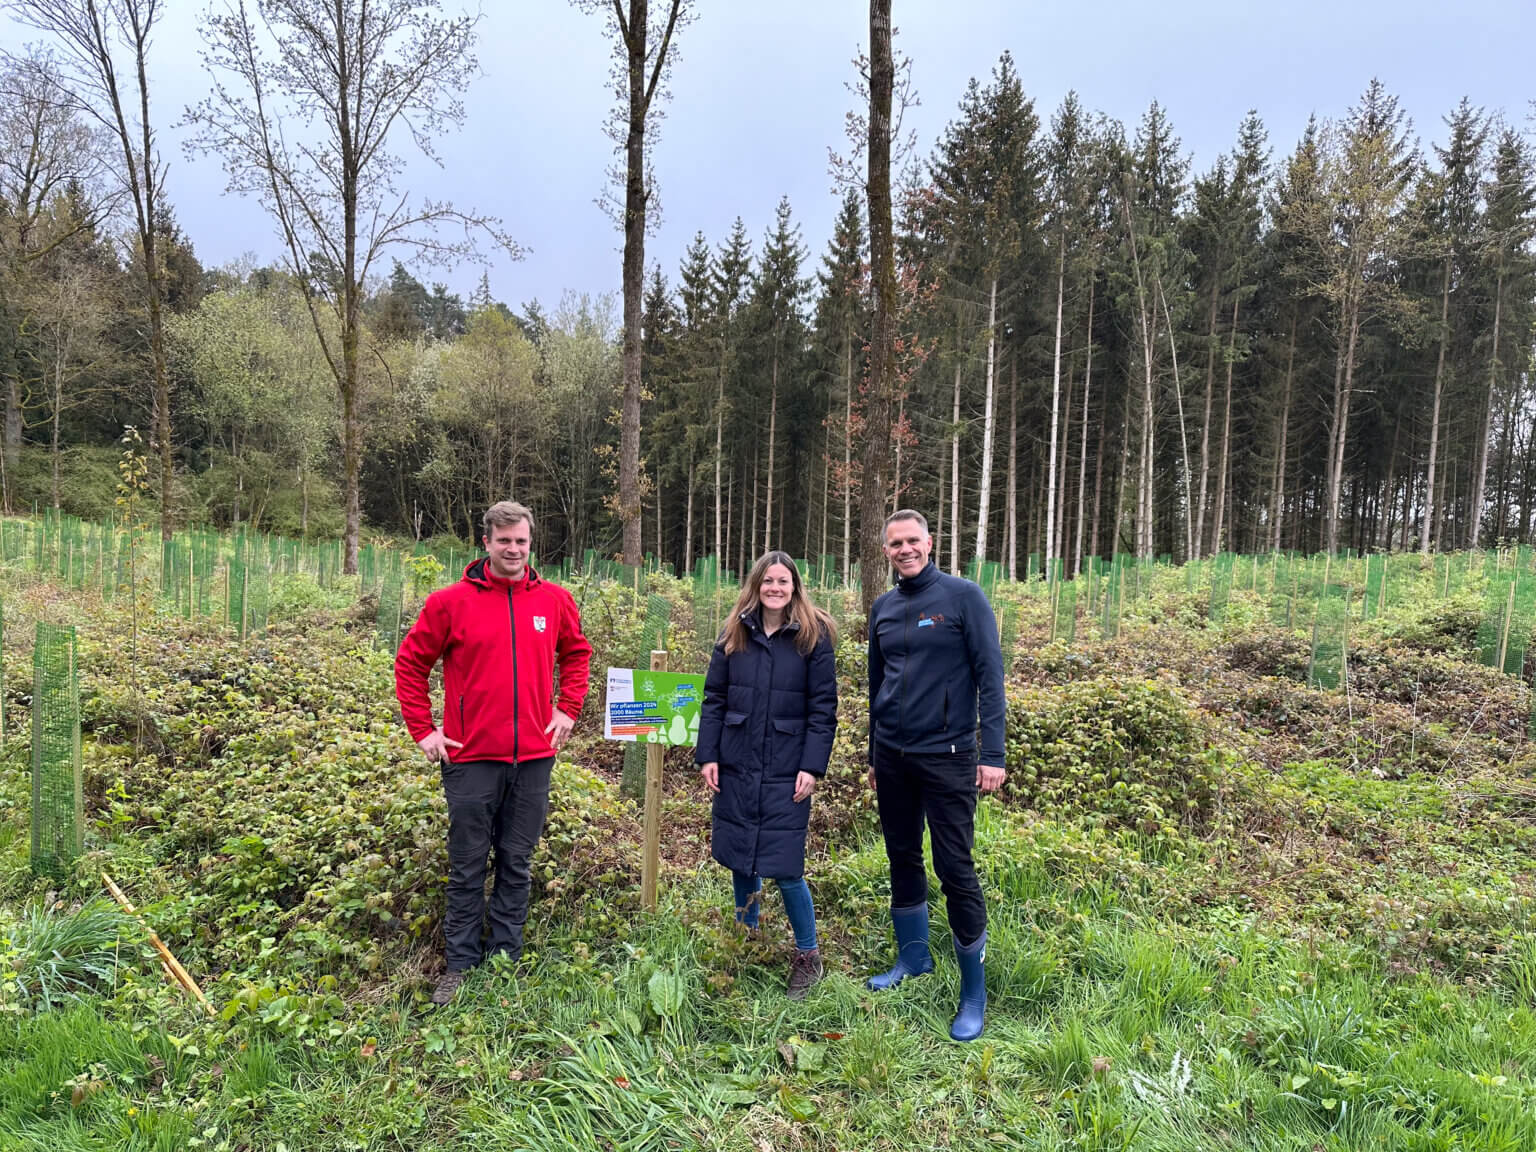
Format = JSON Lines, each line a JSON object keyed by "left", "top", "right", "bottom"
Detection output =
{"left": 917, "top": 612, "right": 945, "bottom": 628}
{"left": 533, "top": 615, "right": 547, "bottom": 633}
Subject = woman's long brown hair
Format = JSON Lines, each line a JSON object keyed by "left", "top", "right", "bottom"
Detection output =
{"left": 720, "top": 551, "right": 837, "bottom": 656}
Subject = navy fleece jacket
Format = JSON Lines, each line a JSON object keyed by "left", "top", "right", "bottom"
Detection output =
{"left": 867, "top": 562, "right": 1006, "bottom": 765}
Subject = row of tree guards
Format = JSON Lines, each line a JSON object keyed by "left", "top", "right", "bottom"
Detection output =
{"left": 16, "top": 506, "right": 1536, "bottom": 878}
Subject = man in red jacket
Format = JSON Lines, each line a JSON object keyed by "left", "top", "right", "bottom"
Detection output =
{"left": 395, "top": 501, "right": 592, "bottom": 1004}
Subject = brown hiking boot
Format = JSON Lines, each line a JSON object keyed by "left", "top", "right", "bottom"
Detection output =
{"left": 786, "top": 948, "right": 823, "bottom": 1000}
{"left": 431, "top": 969, "right": 467, "bottom": 1006}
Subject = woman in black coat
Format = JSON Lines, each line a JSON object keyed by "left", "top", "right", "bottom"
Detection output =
{"left": 696, "top": 550, "right": 838, "bottom": 999}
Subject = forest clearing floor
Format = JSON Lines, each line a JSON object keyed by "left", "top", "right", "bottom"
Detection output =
{"left": 0, "top": 561, "right": 1533, "bottom": 1150}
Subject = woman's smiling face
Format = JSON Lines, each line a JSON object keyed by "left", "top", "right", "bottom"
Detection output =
{"left": 759, "top": 563, "right": 794, "bottom": 614}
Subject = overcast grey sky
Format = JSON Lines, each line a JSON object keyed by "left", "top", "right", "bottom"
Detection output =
{"left": 6, "top": 1, "right": 1534, "bottom": 312}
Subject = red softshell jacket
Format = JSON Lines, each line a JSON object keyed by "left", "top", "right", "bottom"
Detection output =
{"left": 394, "top": 559, "right": 593, "bottom": 763}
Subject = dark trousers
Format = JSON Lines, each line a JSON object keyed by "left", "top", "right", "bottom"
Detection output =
{"left": 872, "top": 743, "right": 986, "bottom": 945}
{"left": 441, "top": 756, "right": 555, "bottom": 970}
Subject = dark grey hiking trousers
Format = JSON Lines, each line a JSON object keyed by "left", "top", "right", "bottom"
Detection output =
{"left": 440, "top": 756, "right": 555, "bottom": 971}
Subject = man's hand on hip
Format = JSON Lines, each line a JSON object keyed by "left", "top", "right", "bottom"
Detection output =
{"left": 418, "top": 727, "right": 463, "bottom": 763}
{"left": 976, "top": 763, "right": 1006, "bottom": 793}
{"left": 544, "top": 710, "right": 575, "bottom": 750}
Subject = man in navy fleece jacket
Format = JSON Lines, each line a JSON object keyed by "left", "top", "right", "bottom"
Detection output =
{"left": 864, "top": 508, "right": 1006, "bottom": 1042}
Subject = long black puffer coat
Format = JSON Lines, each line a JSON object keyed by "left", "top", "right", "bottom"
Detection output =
{"left": 694, "top": 612, "right": 837, "bottom": 878}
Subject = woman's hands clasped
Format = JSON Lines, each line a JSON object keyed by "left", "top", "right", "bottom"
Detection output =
{"left": 699, "top": 763, "right": 817, "bottom": 804}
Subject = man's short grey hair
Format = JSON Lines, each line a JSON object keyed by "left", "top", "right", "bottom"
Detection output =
{"left": 483, "top": 500, "right": 535, "bottom": 536}
{"left": 884, "top": 509, "right": 929, "bottom": 535}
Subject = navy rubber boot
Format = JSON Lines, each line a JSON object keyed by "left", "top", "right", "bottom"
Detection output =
{"left": 949, "top": 931, "right": 987, "bottom": 1042}
{"left": 866, "top": 903, "right": 934, "bottom": 991}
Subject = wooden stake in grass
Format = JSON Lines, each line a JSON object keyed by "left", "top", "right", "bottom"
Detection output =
{"left": 102, "top": 871, "right": 214, "bottom": 1017}
{"left": 1498, "top": 578, "right": 1516, "bottom": 673}
{"left": 641, "top": 649, "right": 667, "bottom": 912}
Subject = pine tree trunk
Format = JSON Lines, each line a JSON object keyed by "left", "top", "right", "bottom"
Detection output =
{"left": 714, "top": 375, "right": 724, "bottom": 562}
{"left": 749, "top": 445, "right": 759, "bottom": 562}
{"left": 976, "top": 276, "right": 999, "bottom": 564}
{"left": 1269, "top": 311, "right": 1296, "bottom": 551}
{"left": 1210, "top": 295, "right": 1239, "bottom": 555}
{"left": 684, "top": 453, "right": 694, "bottom": 573}
{"left": 1113, "top": 403, "right": 1130, "bottom": 558}
{"left": 819, "top": 397, "right": 830, "bottom": 563}
{"left": 1468, "top": 264, "right": 1503, "bottom": 550}
{"left": 1419, "top": 258, "right": 1452, "bottom": 553}
{"left": 1195, "top": 274, "right": 1220, "bottom": 559}
{"left": 936, "top": 445, "right": 945, "bottom": 560}
{"left": 1325, "top": 300, "right": 1361, "bottom": 556}
{"left": 1432, "top": 446, "right": 1449, "bottom": 553}
{"left": 1399, "top": 410, "right": 1416, "bottom": 552}
{"left": 1046, "top": 238, "right": 1066, "bottom": 572}
{"left": 1378, "top": 411, "right": 1400, "bottom": 551}
{"left": 1006, "top": 356, "right": 1017, "bottom": 581}
{"left": 842, "top": 333, "right": 852, "bottom": 583}
{"left": 1157, "top": 279, "right": 1192, "bottom": 561}
{"left": 950, "top": 350, "right": 962, "bottom": 575}
{"left": 1074, "top": 282, "right": 1095, "bottom": 576}
{"left": 1494, "top": 373, "right": 1519, "bottom": 543}
{"left": 1091, "top": 389, "right": 1106, "bottom": 561}
{"left": 764, "top": 353, "right": 777, "bottom": 550}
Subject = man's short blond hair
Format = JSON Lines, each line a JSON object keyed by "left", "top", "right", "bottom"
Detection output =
{"left": 483, "top": 500, "right": 534, "bottom": 537}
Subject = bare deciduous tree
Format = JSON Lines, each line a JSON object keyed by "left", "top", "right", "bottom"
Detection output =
{"left": 185, "top": 0, "right": 515, "bottom": 572}
{"left": 575, "top": 0, "right": 690, "bottom": 566}
{"left": 5, "top": 0, "right": 172, "bottom": 532}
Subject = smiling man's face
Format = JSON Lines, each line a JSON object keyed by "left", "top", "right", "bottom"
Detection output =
{"left": 883, "top": 517, "right": 932, "bottom": 578}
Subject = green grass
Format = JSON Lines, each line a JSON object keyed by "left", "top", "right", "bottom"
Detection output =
{"left": 0, "top": 814, "right": 1531, "bottom": 1150}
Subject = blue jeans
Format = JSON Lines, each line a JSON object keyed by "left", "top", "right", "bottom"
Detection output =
{"left": 732, "top": 871, "right": 818, "bottom": 950}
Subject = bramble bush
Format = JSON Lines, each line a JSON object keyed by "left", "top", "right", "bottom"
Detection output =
{"left": 1003, "top": 675, "right": 1226, "bottom": 845}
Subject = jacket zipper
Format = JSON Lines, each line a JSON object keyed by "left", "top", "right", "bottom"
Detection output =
{"left": 507, "top": 585, "right": 519, "bottom": 760}
{"left": 458, "top": 695, "right": 465, "bottom": 743}
{"left": 899, "top": 592, "right": 910, "bottom": 754}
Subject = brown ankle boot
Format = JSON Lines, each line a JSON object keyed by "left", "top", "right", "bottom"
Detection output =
{"left": 786, "top": 948, "right": 823, "bottom": 1000}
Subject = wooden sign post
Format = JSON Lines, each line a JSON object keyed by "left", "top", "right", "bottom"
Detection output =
{"left": 640, "top": 649, "right": 667, "bottom": 911}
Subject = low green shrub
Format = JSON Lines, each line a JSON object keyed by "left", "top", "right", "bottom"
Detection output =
{"left": 1004, "top": 676, "right": 1225, "bottom": 844}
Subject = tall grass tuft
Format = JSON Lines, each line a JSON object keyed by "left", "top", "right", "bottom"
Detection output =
{"left": 6, "top": 898, "right": 134, "bottom": 1010}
